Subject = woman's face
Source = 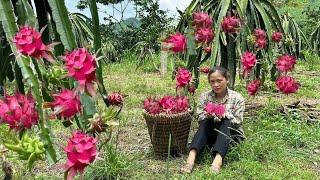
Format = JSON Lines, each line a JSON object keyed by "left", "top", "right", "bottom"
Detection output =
{"left": 208, "top": 71, "right": 228, "bottom": 95}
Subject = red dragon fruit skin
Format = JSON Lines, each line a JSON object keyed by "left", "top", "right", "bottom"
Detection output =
{"left": 272, "top": 32, "right": 283, "bottom": 42}
{"left": 199, "top": 66, "right": 210, "bottom": 74}
{"left": 64, "top": 131, "right": 97, "bottom": 180}
{"left": 276, "top": 54, "right": 296, "bottom": 73}
{"left": 204, "top": 102, "right": 225, "bottom": 116}
{"left": 241, "top": 51, "right": 257, "bottom": 75}
{"left": 64, "top": 48, "right": 97, "bottom": 96}
{"left": 203, "top": 47, "right": 211, "bottom": 54}
{"left": 195, "top": 28, "right": 214, "bottom": 44}
{"left": 255, "top": 38, "right": 267, "bottom": 49}
{"left": 53, "top": 89, "right": 81, "bottom": 119}
{"left": 174, "top": 96, "right": 189, "bottom": 113}
{"left": 0, "top": 92, "right": 38, "bottom": 131}
{"left": 159, "top": 96, "right": 175, "bottom": 113}
{"left": 254, "top": 29, "right": 267, "bottom": 39}
{"left": 107, "top": 92, "right": 123, "bottom": 106}
{"left": 164, "top": 33, "right": 187, "bottom": 53}
{"left": 221, "top": 16, "right": 241, "bottom": 34}
{"left": 13, "top": 26, "right": 55, "bottom": 63}
{"left": 276, "top": 76, "right": 300, "bottom": 95}
{"left": 192, "top": 12, "right": 213, "bottom": 28}
{"left": 247, "top": 80, "right": 261, "bottom": 96}
{"left": 253, "top": 29, "right": 267, "bottom": 49}
{"left": 143, "top": 97, "right": 162, "bottom": 115}
{"left": 143, "top": 96, "right": 190, "bottom": 115}
{"left": 176, "top": 68, "right": 192, "bottom": 88}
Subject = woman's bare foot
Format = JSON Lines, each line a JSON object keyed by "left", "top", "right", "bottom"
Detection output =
{"left": 211, "top": 163, "right": 221, "bottom": 173}
{"left": 211, "top": 153, "right": 223, "bottom": 173}
{"left": 180, "top": 163, "right": 194, "bottom": 173}
{"left": 180, "top": 149, "right": 197, "bottom": 173}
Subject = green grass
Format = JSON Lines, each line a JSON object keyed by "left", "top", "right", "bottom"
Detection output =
{"left": 1, "top": 55, "right": 320, "bottom": 179}
{"left": 295, "top": 57, "right": 320, "bottom": 99}
{"left": 98, "top": 58, "right": 320, "bottom": 179}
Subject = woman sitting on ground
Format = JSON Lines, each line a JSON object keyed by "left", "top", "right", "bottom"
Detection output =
{"left": 180, "top": 66, "right": 245, "bottom": 173}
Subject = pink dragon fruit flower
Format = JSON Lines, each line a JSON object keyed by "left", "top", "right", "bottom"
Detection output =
{"left": 159, "top": 96, "right": 176, "bottom": 113}
{"left": 64, "top": 48, "right": 97, "bottom": 96}
{"left": 0, "top": 92, "right": 38, "bottom": 131}
{"left": 174, "top": 96, "right": 189, "bottom": 113}
{"left": 275, "top": 76, "right": 300, "bottom": 95}
{"left": 164, "top": 33, "right": 187, "bottom": 53}
{"left": 64, "top": 131, "right": 97, "bottom": 180}
{"left": 241, "top": 51, "right": 257, "bottom": 75}
{"left": 247, "top": 80, "right": 261, "bottom": 96}
{"left": 199, "top": 66, "right": 210, "bottom": 74}
{"left": 221, "top": 16, "right": 241, "bottom": 34}
{"left": 192, "top": 12, "right": 213, "bottom": 28}
{"left": 52, "top": 89, "right": 81, "bottom": 119}
{"left": 13, "top": 26, "right": 55, "bottom": 63}
{"left": 195, "top": 28, "right": 214, "bottom": 44}
{"left": 272, "top": 32, "right": 283, "bottom": 43}
{"left": 176, "top": 68, "right": 192, "bottom": 88}
{"left": 204, "top": 102, "right": 225, "bottom": 116}
{"left": 107, "top": 92, "right": 123, "bottom": 106}
{"left": 143, "top": 97, "right": 162, "bottom": 115}
{"left": 276, "top": 54, "right": 296, "bottom": 73}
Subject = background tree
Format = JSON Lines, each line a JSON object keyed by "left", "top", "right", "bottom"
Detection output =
{"left": 89, "top": 0, "right": 173, "bottom": 62}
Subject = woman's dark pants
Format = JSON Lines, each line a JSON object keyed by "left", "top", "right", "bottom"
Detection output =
{"left": 189, "top": 118, "right": 243, "bottom": 159}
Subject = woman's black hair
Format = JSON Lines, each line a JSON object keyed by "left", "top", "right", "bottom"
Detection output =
{"left": 208, "top": 66, "right": 229, "bottom": 80}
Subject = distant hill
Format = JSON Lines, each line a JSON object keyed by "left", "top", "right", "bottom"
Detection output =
{"left": 113, "top": 17, "right": 141, "bottom": 32}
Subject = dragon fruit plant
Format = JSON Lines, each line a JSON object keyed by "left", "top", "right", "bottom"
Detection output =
{"left": 0, "top": 0, "right": 125, "bottom": 178}
{"left": 241, "top": 28, "right": 299, "bottom": 96}
{"left": 163, "top": 11, "right": 214, "bottom": 94}
{"left": 0, "top": 11, "right": 121, "bottom": 178}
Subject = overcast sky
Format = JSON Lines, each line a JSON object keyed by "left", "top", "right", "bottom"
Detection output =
{"left": 65, "top": 0, "right": 192, "bottom": 22}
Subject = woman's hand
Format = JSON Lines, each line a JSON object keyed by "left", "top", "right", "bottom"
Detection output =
{"left": 216, "top": 113, "right": 226, "bottom": 120}
{"left": 205, "top": 112, "right": 222, "bottom": 122}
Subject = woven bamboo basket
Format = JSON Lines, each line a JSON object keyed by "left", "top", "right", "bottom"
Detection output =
{"left": 143, "top": 111, "right": 192, "bottom": 158}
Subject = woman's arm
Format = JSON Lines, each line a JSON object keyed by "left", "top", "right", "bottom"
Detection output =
{"left": 196, "top": 93, "right": 207, "bottom": 121}
{"left": 225, "top": 98, "right": 245, "bottom": 128}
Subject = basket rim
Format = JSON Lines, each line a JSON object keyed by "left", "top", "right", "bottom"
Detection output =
{"left": 143, "top": 110, "right": 192, "bottom": 118}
